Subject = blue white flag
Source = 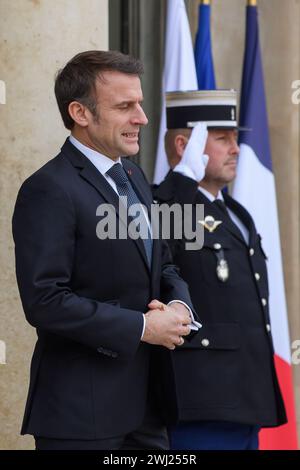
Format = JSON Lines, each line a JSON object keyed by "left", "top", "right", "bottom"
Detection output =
{"left": 232, "top": 4, "right": 298, "bottom": 449}
{"left": 194, "top": 1, "right": 216, "bottom": 89}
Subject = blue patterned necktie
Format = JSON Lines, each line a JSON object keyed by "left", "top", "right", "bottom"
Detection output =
{"left": 106, "top": 163, "right": 152, "bottom": 266}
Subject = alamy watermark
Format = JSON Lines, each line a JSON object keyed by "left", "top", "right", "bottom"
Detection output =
{"left": 95, "top": 198, "right": 204, "bottom": 251}
{"left": 291, "top": 80, "right": 300, "bottom": 104}
{"left": 291, "top": 340, "right": 300, "bottom": 365}
{"left": 0, "top": 340, "right": 6, "bottom": 365}
{"left": 0, "top": 80, "right": 6, "bottom": 104}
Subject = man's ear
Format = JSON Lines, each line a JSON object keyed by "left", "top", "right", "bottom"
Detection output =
{"left": 68, "top": 101, "right": 89, "bottom": 128}
{"left": 174, "top": 134, "right": 189, "bottom": 158}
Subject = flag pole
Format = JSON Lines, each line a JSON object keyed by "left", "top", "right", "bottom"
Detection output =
{"left": 201, "top": 0, "right": 211, "bottom": 4}
{"left": 247, "top": 0, "right": 257, "bottom": 5}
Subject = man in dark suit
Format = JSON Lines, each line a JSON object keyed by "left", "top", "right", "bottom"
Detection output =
{"left": 153, "top": 90, "right": 287, "bottom": 450}
{"left": 12, "top": 51, "right": 198, "bottom": 450}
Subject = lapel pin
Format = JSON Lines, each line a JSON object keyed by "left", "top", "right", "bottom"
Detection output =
{"left": 127, "top": 169, "right": 133, "bottom": 176}
{"left": 198, "top": 215, "right": 222, "bottom": 233}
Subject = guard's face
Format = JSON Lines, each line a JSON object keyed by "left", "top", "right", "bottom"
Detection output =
{"left": 85, "top": 71, "right": 148, "bottom": 159}
{"left": 203, "top": 129, "right": 239, "bottom": 187}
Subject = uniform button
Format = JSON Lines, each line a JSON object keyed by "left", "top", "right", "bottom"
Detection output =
{"left": 214, "top": 243, "right": 222, "bottom": 250}
{"left": 255, "top": 273, "right": 260, "bottom": 281}
{"left": 266, "top": 324, "right": 271, "bottom": 332}
{"left": 262, "top": 298, "right": 267, "bottom": 307}
{"left": 201, "top": 338, "right": 210, "bottom": 347}
{"left": 249, "top": 248, "right": 255, "bottom": 256}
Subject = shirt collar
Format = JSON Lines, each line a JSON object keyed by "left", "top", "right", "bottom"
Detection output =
{"left": 198, "top": 185, "right": 224, "bottom": 202}
{"left": 69, "top": 135, "right": 121, "bottom": 176}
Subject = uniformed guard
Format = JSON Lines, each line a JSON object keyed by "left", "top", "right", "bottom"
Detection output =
{"left": 153, "top": 89, "right": 287, "bottom": 450}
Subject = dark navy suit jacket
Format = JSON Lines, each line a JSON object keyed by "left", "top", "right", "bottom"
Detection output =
{"left": 12, "top": 139, "right": 194, "bottom": 439}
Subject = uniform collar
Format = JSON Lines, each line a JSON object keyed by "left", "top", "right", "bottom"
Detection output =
{"left": 198, "top": 185, "right": 223, "bottom": 202}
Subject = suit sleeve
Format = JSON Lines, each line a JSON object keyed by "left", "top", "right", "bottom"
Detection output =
{"left": 12, "top": 174, "right": 143, "bottom": 361}
{"left": 159, "top": 239, "right": 195, "bottom": 311}
{"left": 152, "top": 173, "right": 200, "bottom": 327}
{"left": 153, "top": 172, "right": 200, "bottom": 262}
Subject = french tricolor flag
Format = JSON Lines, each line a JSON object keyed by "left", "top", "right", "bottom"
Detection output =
{"left": 153, "top": 0, "right": 198, "bottom": 184}
{"left": 232, "top": 3, "right": 298, "bottom": 449}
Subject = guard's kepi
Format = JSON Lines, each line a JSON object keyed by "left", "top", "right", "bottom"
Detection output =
{"left": 166, "top": 89, "right": 250, "bottom": 131}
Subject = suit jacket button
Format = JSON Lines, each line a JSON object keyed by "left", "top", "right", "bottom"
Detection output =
{"left": 249, "top": 248, "right": 255, "bottom": 256}
{"left": 214, "top": 243, "right": 222, "bottom": 250}
{"left": 255, "top": 273, "right": 261, "bottom": 281}
{"left": 266, "top": 324, "right": 271, "bottom": 332}
{"left": 262, "top": 298, "right": 267, "bottom": 307}
{"left": 201, "top": 338, "right": 210, "bottom": 347}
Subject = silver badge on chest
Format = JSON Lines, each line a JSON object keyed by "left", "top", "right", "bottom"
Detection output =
{"left": 216, "top": 259, "right": 229, "bottom": 282}
{"left": 198, "top": 215, "right": 222, "bottom": 233}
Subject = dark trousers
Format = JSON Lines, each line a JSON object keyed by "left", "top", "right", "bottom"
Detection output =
{"left": 169, "top": 422, "right": 260, "bottom": 450}
{"left": 35, "top": 425, "right": 168, "bottom": 450}
{"left": 35, "top": 395, "right": 169, "bottom": 450}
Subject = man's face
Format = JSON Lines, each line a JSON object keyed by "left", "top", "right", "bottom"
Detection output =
{"left": 203, "top": 129, "right": 240, "bottom": 188}
{"left": 85, "top": 71, "right": 148, "bottom": 159}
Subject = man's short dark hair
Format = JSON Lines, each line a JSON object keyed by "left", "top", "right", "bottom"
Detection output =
{"left": 54, "top": 50, "right": 144, "bottom": 130}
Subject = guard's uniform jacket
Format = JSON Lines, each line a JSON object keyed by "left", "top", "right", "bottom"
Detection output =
{"left": 153, "top": 171, "right": 287, "bottom": 427}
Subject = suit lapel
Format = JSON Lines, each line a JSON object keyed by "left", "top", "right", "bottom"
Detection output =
{"left": 122, "top": 159, "right": 153, "bottom": 210}
{"left": 61, "top": 140, "right": 151, "bottom": 272}
{"left": 224, "top": 193, "right": 257, "bottom": 246}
